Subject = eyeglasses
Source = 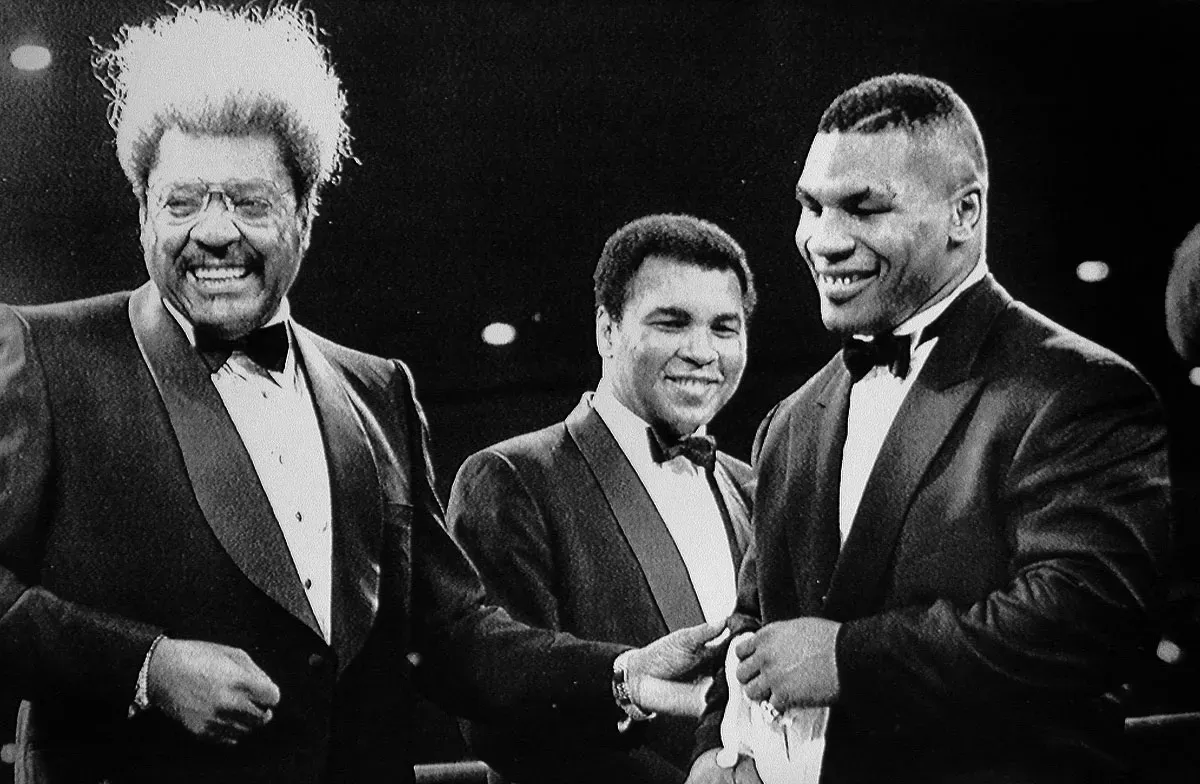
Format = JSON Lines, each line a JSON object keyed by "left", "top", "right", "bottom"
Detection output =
{"left": 151, "top": 179, "right": 292, "bottom": 227}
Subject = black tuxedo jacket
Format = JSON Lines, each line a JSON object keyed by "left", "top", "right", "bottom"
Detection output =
{"left": 0, "top": 284, "right": 625, "bottom": 784}
{"left": 699, "top": 276, "right": 1172, "bottom": 784}
{"left": 448, "top": 397, "right": 754, "bottom": 784}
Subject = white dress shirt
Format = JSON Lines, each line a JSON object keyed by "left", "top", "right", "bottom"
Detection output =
{"left": 163, "top": 296, "right": 334, "bottom": 642}
{"left": 838, "top": 259, "right": 989, "bottom": 546}
{"left": 592, "top": 382, "right": 737, "bottom": 625}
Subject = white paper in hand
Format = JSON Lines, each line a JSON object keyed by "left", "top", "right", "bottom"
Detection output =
{"left": 715, "top": 632, "right": 829, "bottom": 783}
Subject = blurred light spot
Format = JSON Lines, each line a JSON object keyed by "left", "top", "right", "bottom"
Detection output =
{"left": 1157, "top": 637, "right": 1184, "bottom": 664}
{"left": 10, "top": 45, "right": 51, "bottom": 72}
{"left": 1075, "top": 260, "right": 1109, "bottom": 283}
{"left": 481, "top": 322, "right": 517, "bottom": 346}
{"left": 1189, "top": 368, "right": 1200, "bottom": 387}
{"left": 531, "top": 312, "right": 543, "bottom": 324}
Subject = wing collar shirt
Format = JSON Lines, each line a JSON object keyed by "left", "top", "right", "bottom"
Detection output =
{"left": 162, "top": 295, "right": 334, "bottom": 642}
{"left": 591, "top": 380, "right": 737, "bottom": 624}
{"left": 838, "top": 257, "right": 989, "bottom": 546}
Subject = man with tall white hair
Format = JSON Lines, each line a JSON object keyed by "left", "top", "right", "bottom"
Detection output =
{"left": 0, "top": 6, "right": 718, "bottom": 784}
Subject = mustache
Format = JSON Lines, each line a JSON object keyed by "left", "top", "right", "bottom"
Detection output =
{"left": 179, "top": 243, "right": 264, "bottom": 269}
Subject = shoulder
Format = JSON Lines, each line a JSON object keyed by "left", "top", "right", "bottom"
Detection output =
{"left": 7, "top": 291, "right": 131, "bottom": 334}
{"left": 454, "top": 421, "right": 573, "bottom": 486}
{"left": 295, "top": 325, "right": 415, "bottom": 394}
{"left": 985, "top": 301, "right": 1155, "bottom": 400}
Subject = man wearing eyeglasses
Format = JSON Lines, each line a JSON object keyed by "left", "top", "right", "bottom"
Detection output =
{"left": 0, "top": 6, "right": 718, "bottom": 784}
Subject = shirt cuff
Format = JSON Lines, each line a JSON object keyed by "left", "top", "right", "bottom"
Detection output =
{"left": 128, "top": 633, "right": 167, "bottom": 718}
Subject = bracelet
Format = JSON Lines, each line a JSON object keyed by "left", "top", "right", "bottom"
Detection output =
{"left": 611, "top": 650, "right": 656, "bottom": 732}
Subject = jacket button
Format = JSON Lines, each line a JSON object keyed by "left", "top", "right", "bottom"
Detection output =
{"left": 308, "top": 653, "right": 325, "bottom": 669}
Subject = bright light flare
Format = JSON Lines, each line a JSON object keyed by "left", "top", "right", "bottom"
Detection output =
{"left": 481, "top": 322, "right": 517, "bottom": 347}
{"left": 10, "top": 45, "right": 52, "bottom": 72}
{"left": 1075, "top": 260, "right": 1109, "bottom": 283}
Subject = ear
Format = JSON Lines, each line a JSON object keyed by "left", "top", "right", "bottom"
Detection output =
{"left": 948, "top": 183, "right": 983, "bottom": 244}
{"left": 595, "top": 306, "right": 615, "bottom": 358}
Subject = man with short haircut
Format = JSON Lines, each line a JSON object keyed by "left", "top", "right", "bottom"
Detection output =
{"left": 688, "top": 74, "right": 1172, "bottom": 784}
{"left": 449, "top": 214, "right": 756, "bottom": 783}
{"left": 0, "top": 7, "right": 717, "bottom": 784}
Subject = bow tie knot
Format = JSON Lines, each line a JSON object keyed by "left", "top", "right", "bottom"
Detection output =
{"left": 196, "top": 322, "right": 290, "bottom": 373}
{"left": 648, "top": 429, "right": 717, "bottom": 471}
{"left": 842, "top": 332, "right": 913, "bottom": 382}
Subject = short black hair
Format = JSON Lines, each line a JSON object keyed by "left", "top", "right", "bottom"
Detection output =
{"left": 593, "top": 213, "right": 756, "bottom": 320}
{"left": 818, "top": 73, "right": 988, "bottom": 184}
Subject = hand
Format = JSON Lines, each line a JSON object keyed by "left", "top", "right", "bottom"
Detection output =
{"left": 685, "top": 748, "right": 765, "bottom": 784}
{"left": 622, "top": 621, "right": 725, "bottom": 716}
{"left": 147, "top": 638, "right": 281, "bottom": 745}
{"left": 735, "top": 617, "right": 840, "bottom": 712}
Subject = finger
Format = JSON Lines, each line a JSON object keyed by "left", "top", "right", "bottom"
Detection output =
{"left": 669, "top": 620, "right": 726, "bottom": 652}
{"left": 204, "top": 718, "right": 250, "bottom": 745}
{"left": 734, "top": 653, "right": 760, "bottom": 685}
{"left": 733, "top": 633, "right": 756, "bottom": 660}
{"left": 240, "top": 666, "right": 281, "bottom": 707}
{"left": 741, "top": 675, "right": 770, "bottom": 704}
{"left": 218, "top": 695, "right": 275, "bottom": 729}
{"left": 634, "top": 677, "right": 707, "bottom": 716}
{"left": 214, "top": 704, "right": 267, "bottom": 733}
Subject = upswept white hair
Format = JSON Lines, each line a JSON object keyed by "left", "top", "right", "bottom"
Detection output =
{"left": 93, "top": 2, "right": 352, "bottom": 217}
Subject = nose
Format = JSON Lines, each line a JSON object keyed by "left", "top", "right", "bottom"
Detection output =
{"left": 679, "top": 328, "right": 719, "bottom": 365}
{"left": 798, "top": 210, "right": 854, "bottom": 263}
{"left": 189, "top": 205, "right": 241, "bottom": 248}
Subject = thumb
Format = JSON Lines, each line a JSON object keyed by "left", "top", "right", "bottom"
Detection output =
{"left": 668, "top": 620, "right": 726, "bottom": 652}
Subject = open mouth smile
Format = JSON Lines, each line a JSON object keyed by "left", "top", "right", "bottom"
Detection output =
{"left": 817, "top": 270, "right": 877, "bottom": 302}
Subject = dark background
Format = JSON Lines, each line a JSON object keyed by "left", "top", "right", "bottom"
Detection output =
{"left": 3, "top": 0, "right": 1200, "bottom": 769}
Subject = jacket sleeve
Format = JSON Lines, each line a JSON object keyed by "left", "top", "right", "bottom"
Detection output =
{"left": 835, "top": 362, "right": 1171, "bottom": 729}
{"left": 0, "top": 305, "right": 161, "bottom": 711}
{"left": 389, "top": 362, "right": 626, "bottom": 727}
{"left": 447, "top": 450, "right": 562, "bottom": 630}
{"left": 448, "top": 447, "right": 692, "bottom": 783}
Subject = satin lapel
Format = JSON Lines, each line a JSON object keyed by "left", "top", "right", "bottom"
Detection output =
{"left": 804, "top": 368, "right": 852, "bottom": 614}
{"left": 565, "top": 397, "right": 705, "bottom": 631}
{"left": 824, "top": 276, "right": 1011, "bottom": 619}
{"left": 293, "top": 326, "right": 382, "bottom": 671}
{"left": 127, "top": 283, "right": 322, "bottom": 638}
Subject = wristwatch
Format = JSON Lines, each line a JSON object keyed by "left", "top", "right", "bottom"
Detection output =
{"left": 611, "top": 650, "right": 656, "bottom": 732}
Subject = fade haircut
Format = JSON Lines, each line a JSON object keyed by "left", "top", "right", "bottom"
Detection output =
{"left": 594, "top": 213, "right": 756, "bottom": 321}
{"left": 819, "top": 73, "right": 988, "bottom": 192}
{"left": 93, "top": 3, "right": 352, "bottom": 219}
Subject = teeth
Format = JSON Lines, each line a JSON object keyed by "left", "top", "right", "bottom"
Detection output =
{"left": 191, "top": 267, "right": 247, "bottom": 281}
{"left": 670, "top": 378, "right": 716, "bottom": 388}
{"left": 821, "top": 273, "right": 870, "bottom": 286}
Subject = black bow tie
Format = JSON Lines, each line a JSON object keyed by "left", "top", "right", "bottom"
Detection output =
{"left": 648, "top": 429, "right": 717, "bottom": 471}
{"left": 842, "top": 332, "right": 913, "bottom": 382}
{"left": 195, "top": 322, "right": 290, "bottom": 373}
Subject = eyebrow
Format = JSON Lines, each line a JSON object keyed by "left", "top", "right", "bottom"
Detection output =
{"left": 795, "top": 183, "right": 896, "bottom": 204}
{"left": 646, "top": 306, "right": 743, "bottom": 324}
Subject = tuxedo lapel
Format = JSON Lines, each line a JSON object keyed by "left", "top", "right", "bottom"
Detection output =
{"left": 805, "top": 368, "right": 852, "bottom": 615}
{"left": 565, "top": 396, "right": 705, "bottom": 631}
{"left": 293, "top": 326, "right": 382, "bottom": 671}
{"left": 711, "top": 459, "right": 751, "bottom": 568}
{"left": 127, "top": 283, "right": 322, "bottom": 639}
{"left": 824, "top": 276, "right": 1012, "bottom": 619}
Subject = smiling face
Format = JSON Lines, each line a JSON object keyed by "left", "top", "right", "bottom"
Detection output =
{"left": 140, "top": 128, "right": 309, "bottom": 340}
{"left": 597, "top": 254, "right": 747, "bottom": 439}
{"left": 794, "top": 130, "right": 975, "bottom": 337}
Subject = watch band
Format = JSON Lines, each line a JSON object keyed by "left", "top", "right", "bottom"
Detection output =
{"left": 611, "top": 649, "right": 656, "bottom": 732}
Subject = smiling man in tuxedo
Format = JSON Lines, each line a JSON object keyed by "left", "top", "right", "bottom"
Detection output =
{"left": 688, "top": 74, "right": 1172, "bottom": 784}
{"left": 449, "top": 213, "right": 757, "bottom": 783}
{"left": 0, "top": 7, "right": 720, "bottom": 784}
